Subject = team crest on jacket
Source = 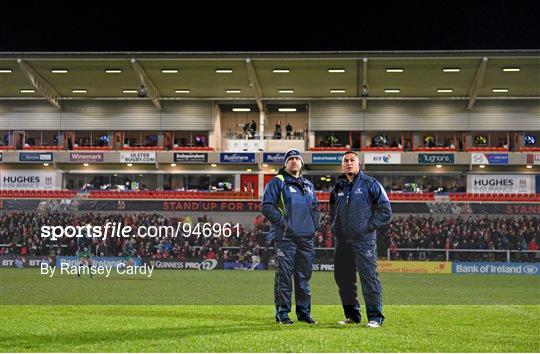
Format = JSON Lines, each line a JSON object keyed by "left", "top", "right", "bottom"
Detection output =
{"left": 289, "top": 186, "right": 297, "bottom": 192}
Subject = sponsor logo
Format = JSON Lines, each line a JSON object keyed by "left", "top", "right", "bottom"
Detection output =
{"left": 200, "top": 259, "right": 218, "bottom": 270}
{"left": 120, "top": 152, "right": 156, "bottom": 163}
{"left": 149, "top": 259, "right": 219, "bottom": 270}
{"left": 468, "top": 175, "right": 534, "bottom": 194}
{"left": 69, "top": 152, "right": 104, "bottom": 163}
{"left": 472, "top": 154, "right": 486, "bottom": 164}
{"left": 374, "top": 154, "right": 392, "bottom": 163}
{"left": 312, "top": 263, "right": 334, "bottom": 271}
{"left": 473, "top": 179, "right": 514, "bottom": 187}
{"left": 0, "top": 256, "right": 55, "bottom": 268}
{"left": 173, "top": 153, "right": 208, "bottom": 163}
{"left": 1, "top": 171, "right": 58, "bottom": 190}
{"left": 418, "top": 153, "right": 454, "bottom": 164}
{"left": 311, "top": 153, "right": 342, "bottom": 164}
{"left": 378, "top": 261, "right": 451, "bottom": 274}
{"left": 364, "top": 153, "right": 401, "bottom": 164}
{"left": 3, "top": 176, "right": 41, "bottom": 183}
{"left": 263, "top": 153, "right": 285, "bottom": 164}
{"left": 56, "top": 256, "right": 142, "bottom": 268}
{"left": 471, "top": 153, "right": 508, "bottom": 165}
{"left": 220, "top": 153, "right": 256, "bottom": 163}
{"left": 523, "top": 265, "right": 538, "bottom": 275}
{"left": 486, "top": 153, "right": 509, "bottom": 164}
{"left": 453, "top": 262, "right": 539, "bottom": 275}
{"left": 19, "top": 152, "right": 53, "bottom": 162}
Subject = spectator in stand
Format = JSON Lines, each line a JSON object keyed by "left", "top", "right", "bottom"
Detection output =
{"left": 273, "top": 121, "right": 282, "bottom": 139}
{"left": 528, "top": 238, "right": 538, "bottom": 262}
{"left": 286, "top": 122, "right": 293, "bottom": 139}
{"left": 249, "top": 120, "right": 257, "bottom": 139}
{"left": 205, "top": 248, "right": 217, "bottom": 260}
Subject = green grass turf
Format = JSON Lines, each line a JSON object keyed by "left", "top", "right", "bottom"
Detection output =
{"left": 0, "top": 305, "right": 538, "bottom": 352}
{"left": 0, "top": 269, "right": 538, "bottom": 305}
{"left": 0, "top": 269, "right": 539, "bottom": 352}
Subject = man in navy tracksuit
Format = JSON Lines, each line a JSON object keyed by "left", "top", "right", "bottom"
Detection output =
{"left": 261, "top": 149, "right": 319, "bottom": 325}
{"left": 330, "top": 151, "right": 392, "bottom": 328}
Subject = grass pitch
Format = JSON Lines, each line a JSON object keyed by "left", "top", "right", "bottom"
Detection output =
{"left": 0, "top": 269, "right": 539, "bottom": 352}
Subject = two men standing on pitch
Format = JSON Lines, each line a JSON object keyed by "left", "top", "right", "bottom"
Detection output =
{"left": 329, "top": 150, "right": 392, "bottom": 328}
{"left": 261, "top": 149, "right": 319, "bottom": 325}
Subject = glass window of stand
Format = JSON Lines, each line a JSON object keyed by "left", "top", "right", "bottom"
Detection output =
{"left": 73, "top": 130, "right": 109, "bottom": 147}
{"left": 173, "top": 131, "right": 208, "bottom": 147}
{"left": 0, "top": 130, "right": 11, "bottom": 147}
{"left": 315, "top": 131, "right": 350, "bottom": 148}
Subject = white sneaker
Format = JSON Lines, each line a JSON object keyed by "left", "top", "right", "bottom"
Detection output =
{"left": 366, "top": 320, "right": 381, "bottom": 328}
{"left": 338, "top": 318, "right": 359, "bottom": 325}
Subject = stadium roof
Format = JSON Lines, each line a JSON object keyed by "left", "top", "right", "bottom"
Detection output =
{"left": 0, "top": 50, "right": 538, "bottom": 110}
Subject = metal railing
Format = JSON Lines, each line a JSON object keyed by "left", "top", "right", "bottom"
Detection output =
{"left": 388, "top": 248, "right": 539, "bottom": 262}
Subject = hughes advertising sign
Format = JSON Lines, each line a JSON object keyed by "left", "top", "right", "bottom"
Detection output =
{"left": 471, "top": 153, "right": 509, "bottom": 165}
{"left": 1, "top": 170, "right": 61, "bottom": 190}
{"left": 364, "top": 153, "right": 401, "bottom": 164}
{"left": 467, "top": 174, "right": 535, "bottom": 194}
{"left": 69, "top": 152, "right": 104, "bottom": 163}
{"left": 418, "top": 153, "right": 455, "bottom": 164}
{"left": 173, "top": 153, "right": 208, "bottom": 163}
{"left": 120, "top": 152, "right": 156, "bottom": 163}
{"left": 220, "top": 153, "right": 256, "bottom": 163}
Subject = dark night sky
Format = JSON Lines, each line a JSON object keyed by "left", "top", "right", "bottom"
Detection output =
{"left": 1, "top": 1, "right": 539, "bottom": 52}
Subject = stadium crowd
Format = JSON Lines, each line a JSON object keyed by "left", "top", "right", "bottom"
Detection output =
{"left": 0, "top": 212, "right": 537, "bottom": 263}
{"left": 382, "top": 215, "right": 539, "bottom": 262}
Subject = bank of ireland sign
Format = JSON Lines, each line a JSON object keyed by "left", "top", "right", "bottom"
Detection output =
{"left": 311, "top": 153, "right": 343, "bottom": 164}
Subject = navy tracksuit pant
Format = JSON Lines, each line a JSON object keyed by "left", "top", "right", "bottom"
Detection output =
{"left": 334, "top": 239, "right": 384, "bottom": 324}
{"left": 274, "top": 235, "right": 314, "bottom": 321}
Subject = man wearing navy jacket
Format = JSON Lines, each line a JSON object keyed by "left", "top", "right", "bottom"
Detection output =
{"left": 261, "top": 149, "right": 319, "bottom": 325}
{"left": 330, "top": 150, "right": 392, "bottom": 328}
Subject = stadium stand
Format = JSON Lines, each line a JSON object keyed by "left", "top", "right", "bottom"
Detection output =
{"left": 0, "top": 212, "right": 537, "bottom": 263}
